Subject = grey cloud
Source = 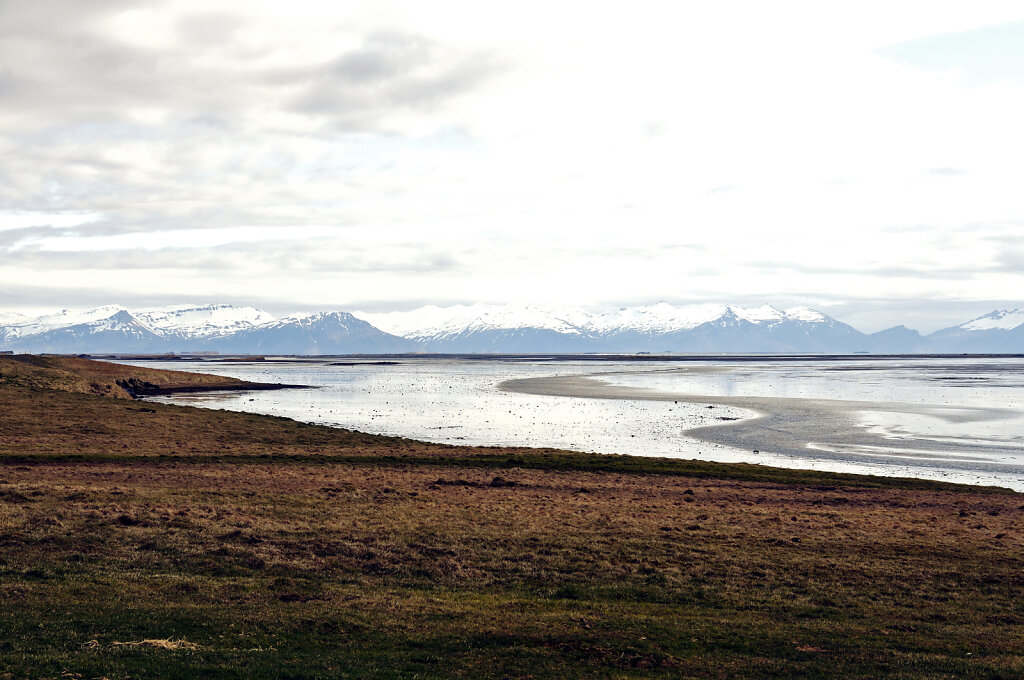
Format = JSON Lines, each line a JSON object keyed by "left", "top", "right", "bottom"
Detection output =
{"left": 2, "top": 246, "right": 241, "bottom": 271}
{"left": 331, "top": 33, "right": 438, "bottom": 83}
{"left": 3, "top": 238, "right": 466, "bottom": 276}
{"left": 0, "top": 225, "right": 83, "bottom": 247}
{"left": 0, "top": 279, "right": 294, "bottom": 316}
{"left": 0, "top": 281, "right": 206, "bottom": 312}
{"left": 1, "top": 37, "right": 175, "bottom": 121}
{"left": 0, "top": 0, "right": 135, "bottom": 54}
{"left": 175, "top": 12, "right": 246, "bottom": 48}
{"left": 0, "top": 7, "right": 505, "bottom": 229}
{"left": 994, "top": 247, "right": 1024, "bottom": 272}
{"left": 0, "top": 1, "right": 134, "bottom": 26}
{"left": 241, "top": 240, "right": 464, "bottom": 275}
{"left": 0, "top": 281, "right": 458, "bottom": 321}
{"left": 0, "top": 67, "right": 25, "bottom": 98}
{"left": 284, "top": 32, "right": 502, "bottom": 128}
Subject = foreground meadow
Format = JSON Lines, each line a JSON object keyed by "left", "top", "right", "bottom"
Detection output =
{"left": 1, "top": 356, "right": 1022, "bottom": 679}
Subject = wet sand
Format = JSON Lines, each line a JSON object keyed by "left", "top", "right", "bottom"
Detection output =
{"left": 500, "top": 373, "right": 1024, "bottom": 485}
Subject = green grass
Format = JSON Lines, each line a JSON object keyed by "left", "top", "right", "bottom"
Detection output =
{"left": 0, "top": 449, "right": 1011, "bottom": 493}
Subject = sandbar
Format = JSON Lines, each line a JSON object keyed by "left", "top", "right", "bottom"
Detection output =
{"left": 499, "top": 372, "right": 1024, "bottom": 480}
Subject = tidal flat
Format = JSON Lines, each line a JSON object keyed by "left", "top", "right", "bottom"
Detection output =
{"left": 136, "top": 356, "right": 1024, "bottom": 490}
{"left": 2, "top": 355, "right": 1023, "bottom": 679}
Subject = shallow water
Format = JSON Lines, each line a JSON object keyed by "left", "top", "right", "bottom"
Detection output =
{"left": 131, "top": 358, "right": 753, "bottom": 458}
{"left": 605, "top": 358, "right": 1024, "bottom": 443}
{"left": 607, "top": 358, "right": 1024, "bottom": 408}
{"left": 122, "top": 357, "right": 1024, "bottom": 490}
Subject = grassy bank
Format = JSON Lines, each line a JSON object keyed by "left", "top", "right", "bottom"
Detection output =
{"left": 1, "top": 357, "right": 1022, "bottom": 678}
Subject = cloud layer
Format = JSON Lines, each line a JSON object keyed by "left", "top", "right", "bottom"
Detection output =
{"left": 2, "top": 1, "right": 1024, "bottom": 332}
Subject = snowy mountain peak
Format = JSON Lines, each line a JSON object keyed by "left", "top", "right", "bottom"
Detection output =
{"left": 784, "top": 306, "right": 828, "bottom": 323}
{"left": 593, "top": 303, "right": 727, "bottom": 332}
{"left": 2, "top": 305, "right": 131, "bottom": 338}
{"left": 590, "top": 304, "right": 831, "bottom": 332}
{"left": 468, "top": 304, "right": 592, "bottom": 335}
{"left": 134, "top": 303, "right": 275, "bottom": 338}
{"left": 230, "top": 309, "right": 418, "bottom": 354}
{"left": 0, "top": 311, "right": 26, "bottom": 325}
{"left": 356, "top": 303, "right": 593, "bottom": 339}
{"left": 959, "top": 309, "right": 1024, "bottom": 332}
{"left": 729, "top": 305, "right": 781, "bottom": 323}
{"left": 354, "top": 302, "right": 846, "bottom": 351}
{"left": 275, "top": 311, "right": 360, "bottom": 327}
{"left": 88, "top": 309, "right": 155, "bottom": 333}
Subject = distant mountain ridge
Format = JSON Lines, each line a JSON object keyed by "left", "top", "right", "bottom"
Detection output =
{"left": 357, "top": 303, "right": 878, "bottom": 353}
{"left": 0, "top": 304, "right": 415, "bottom": 355}
{"left": 355, "top": 303, "right": 870, "bottom": 353}
{"left": 927, "top": 309, "right": 1024, "bottom": 353}
{"left": 0, "top": 302, "right": 1022, "bottom": 354}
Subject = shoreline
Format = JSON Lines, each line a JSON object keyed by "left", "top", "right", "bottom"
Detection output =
{"left": 125, "top": 355, "right": 1024, "bottom": 492}
{"left": 500, "top": 373, "right": 1024, "bottom": 490}
{"left": 126, "top": 381, "right": 310, "bottom": 398}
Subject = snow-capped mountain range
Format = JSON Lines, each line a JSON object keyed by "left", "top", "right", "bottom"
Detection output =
{"left": 362, "top": 303, "right": 830, "bottom": 338}
{"left": 355, "top": 303, "right": 861, "bottom": 353}
{"left": 0, "top": 302, "right": 1021, "bottom": 355}
{"left": 0, "top": 304, "right": 415, "bottom": 354}
{"left": 0, "top": 304, "right": 272, "bottom": 342}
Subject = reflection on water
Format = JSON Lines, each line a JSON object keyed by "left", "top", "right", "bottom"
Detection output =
{"left": 608, "top": 359, "right": 1024, "bottom": 443}
{"left": 805, "top": 442, "right": 1001, "bottom": 464}
{"left": 134, "top": 359, "right": 755, "bottom": 460}
{"left": 607, "top": 358, "right": 1024, "bottom": 408}
{"left": 121, "top": 357, "right": 1024, "bottom": 490}
{"left": 857, "top": 409, "right": 1024, "bottom": 447}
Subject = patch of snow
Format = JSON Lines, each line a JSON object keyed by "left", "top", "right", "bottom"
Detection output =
{"left": 0, "top": 311, "right": 26, "bottom": 325}
{"left": 591, "top": 303, "right": 729, "bottom": 333}
{"left": 783, "top": 306, "right": 828, "bottom": 323}
{"left": 85, "top": 310, "right": 153, "bottom": 334}
{"left": 1, "top": 305, "right": 130, "bottom": 338}
{"left": 465, "top": 304, "right": 591, "bottom": 335}
{"left": 357, "top": 304, "right": 593, "bottom": 339}
{"left": 731, "top": 305, "right": 785, "bottom": 323}
{"left": 270, "top": 311, "right": 357, "bottom": 328}
{"left": 134, "top": 304, "right": 275, "bottom": 338}
{"left": 959, "top": 309, "right": 1024, "bottom": 332}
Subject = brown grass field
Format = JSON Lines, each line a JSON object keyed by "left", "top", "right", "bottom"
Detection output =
{"left": 1, "top": 355, "right": 1022, "bottom": 679}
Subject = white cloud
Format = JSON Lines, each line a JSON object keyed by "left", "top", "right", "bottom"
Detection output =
{"left": 2, "top": 1, "right": 1024, "bottom": 327}
{"left": 0, "top": 212, "right": 102, "bottom": 232}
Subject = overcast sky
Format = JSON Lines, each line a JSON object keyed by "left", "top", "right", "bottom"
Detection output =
{"left": 2, "top": 1, "right": 1024, "bottom": 332}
